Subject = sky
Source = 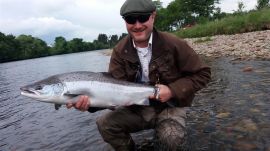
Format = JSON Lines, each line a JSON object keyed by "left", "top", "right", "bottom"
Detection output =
{"left": 0, "top": 0, "right": 257, "bottom": 44}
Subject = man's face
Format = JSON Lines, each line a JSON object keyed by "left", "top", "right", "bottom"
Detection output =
{"left": 123, "top": 12, "right": 156, "bottom": 46}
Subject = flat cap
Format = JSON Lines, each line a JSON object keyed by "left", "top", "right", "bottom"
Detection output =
{"left": 120, "top": 0, "right": 156, "bottom": 16}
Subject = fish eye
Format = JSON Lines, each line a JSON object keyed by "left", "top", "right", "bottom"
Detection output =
{"left": 36, "top": 85, "right": 43, "bottom": 90}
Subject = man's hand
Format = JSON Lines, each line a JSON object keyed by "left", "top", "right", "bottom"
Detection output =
{"left": 149, "top": 84, "right": 173, "bottom": 102}
{"left": 66, "top": 95, "right": 90, "bottom": 112}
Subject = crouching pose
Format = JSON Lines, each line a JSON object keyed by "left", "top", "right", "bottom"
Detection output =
{"left": 67, "top": 0, "right": 211, "bottom": 150}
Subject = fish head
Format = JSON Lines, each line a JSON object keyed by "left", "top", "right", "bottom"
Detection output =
{"left": 20, "top": 76, "right": 65, "bottom": 102}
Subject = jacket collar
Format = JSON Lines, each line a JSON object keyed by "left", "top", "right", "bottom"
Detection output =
{"left": 151, "top": 28, "right": 166, "bottom": 61}
{"left": 121, "top": 28, "right": 166, "bottom": 63}
{"left": 132, "top": 32, "right": 153, "bottom": 49}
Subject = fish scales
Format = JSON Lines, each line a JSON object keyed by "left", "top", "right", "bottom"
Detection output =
{"left": 20, "top": 71, "right": 155, "bottom": 110}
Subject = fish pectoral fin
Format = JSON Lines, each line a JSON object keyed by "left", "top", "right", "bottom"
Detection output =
{"left": 63, "top": 93, "right": 90, "bottom": 104}
{"left": 63, "top": 93, "right": 80, "bottom": 98}
{"left": 138, "top": 99, "right": 150, "bottom": 106}
{"left": 54, "top": 104, "right": 62, "bottom": 110}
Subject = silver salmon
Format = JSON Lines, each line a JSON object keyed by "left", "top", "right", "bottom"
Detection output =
{"left": 20, "top": 71, "right": 157, "bottom": 110}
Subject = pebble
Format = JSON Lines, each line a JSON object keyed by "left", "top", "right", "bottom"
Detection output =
{"left": 233, "top": 141, "right": 258, "bottom": 151}
{"left": 185, "top": 30, "right": 270, "bottom": 60}
{"left": 234, "top": 119, "right": 258, "bottom": 132}
{"left": 242, "top": 66, "right": 253, "bottom": 72}
{"left": 216, "top": 112, "right": 230, "bottom": 118}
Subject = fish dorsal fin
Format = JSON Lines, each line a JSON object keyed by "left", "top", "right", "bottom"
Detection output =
{"left": 54, "top": 104, "right": 62, "bottom": 110}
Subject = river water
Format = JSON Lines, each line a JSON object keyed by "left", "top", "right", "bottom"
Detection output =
{"left": 0, "top": 50, "right": 269, "bottom": 151}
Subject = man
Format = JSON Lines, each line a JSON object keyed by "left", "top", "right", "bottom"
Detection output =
{"left": 67, "top": 0, "right": 211, "bottom": 150}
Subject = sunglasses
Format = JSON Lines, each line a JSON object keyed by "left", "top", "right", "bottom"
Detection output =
{"left": 123, "top": 14, "right": 151, "bottom": 24}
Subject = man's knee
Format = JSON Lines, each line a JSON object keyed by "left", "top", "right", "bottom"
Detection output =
{"left": 96, "top": 112, "right": 136, "bottom": 151}
{"left": 96, "top": 111, "right": 106, "bottom": 122}
{"left": 155, "top": 119, "right": 186, "bottom": 150}
{"left": 96, "top": 113, "right": 106, "bottom": 131}
{"left": 96, "top": 113, "right": 115, "bottom": 141}
{"left": 96, "top": 111, "right": 129, "bottom": 139}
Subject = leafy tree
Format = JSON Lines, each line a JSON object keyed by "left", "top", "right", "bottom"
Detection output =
{"left": 155, "top": 0, "right": 220, "bottom": 30}
{"left": 92, "top": 40, "right": 105, "bottom": 50}
{"left": 0, "top": 32, "right": 20, "bottom": 62}
{"left": 32, "top": 38, "right": 49, "bottom": 57}
{"left": 212, "top": 7, "right": 227, "bottom": 20}
{"left": 84, "top": 42, "right": 95, "bottom": 51}
{"left": 0, "top": 31, "right": 135, "bottom": 62}
{"left": 153, "top": 0, "right": 163, "bottom": 10}
{"left": 155, "top": 7, "right": 172, "bottom": 31}
{"left": 66, "top": 38, "right": 86, "bottom": 53}
{"left": 118, "top": 33, "right": 128, "bottom": 41}
{"left": 97, "top": 34, "right": 108, "bottom": 45}
{"left": 16, "top": 35, "right": 48, "bottom": 59}
{"left": 256, "top": 0, "right": 270, "bottom": 9}
{"left": 109, "top": 35, "right": 118, "bottom": 48}
{"left": 51, "top": 36, "right": 67, "bottom": 55}
{"left": 153, "top": 0, "right": 173, "bottom": 31}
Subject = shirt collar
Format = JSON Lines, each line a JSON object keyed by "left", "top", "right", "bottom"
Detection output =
{"left": 132, "top": 33, "right": 153, "bottom": 49}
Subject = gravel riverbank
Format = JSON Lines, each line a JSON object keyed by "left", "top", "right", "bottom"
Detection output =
{"left": 185, "top": 30, "right": 270, "bottom": 60}
{"left": 103, "top": 30, "right": 270, "bottom": 60}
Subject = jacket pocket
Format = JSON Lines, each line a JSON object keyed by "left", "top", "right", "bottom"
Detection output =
{"left": 155, "top": 54, "right": 180, "bottom": 83}
{"left": 124, "top": 60, "right": 140, "bottom": 82}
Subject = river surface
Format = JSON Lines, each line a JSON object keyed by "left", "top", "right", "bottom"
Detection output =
{"left": 0, "top": 50, "right": 269, "bottom": 151}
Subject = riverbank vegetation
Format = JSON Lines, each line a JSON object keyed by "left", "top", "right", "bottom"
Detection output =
{"left": 0, "top": 32, "right": 127, "bottom": 63}
{"left": 175, "top": 8, "right": 270, "bottom": 38}
{"left": 155, "top": 0, "right": 270, "bottom": 34}
{"left": 0, "top": 0, "right": 269, "bottom": 63}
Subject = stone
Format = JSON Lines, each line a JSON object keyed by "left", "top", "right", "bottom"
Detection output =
{"left": 216, "top": 112, "right": 230, "bottom": 118}
{"left": 233, "top": 141, "right": 258, "bottom": 151}
{"left": 186, "top": 30, "right": 270, "bottom": 60}
{"left": 242, "top": 66, "right": 253, "bottom": 72}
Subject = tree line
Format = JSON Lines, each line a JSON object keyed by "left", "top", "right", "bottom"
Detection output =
{"left": 154, "top": 0, "right": 269, "bottom": 31}
{"left": 154, "top": 0, "right": 223, "bottom": 31}
{"left": 0, "top": 32, "right": 127, "bottom": 63}
{"left": 0, "top": 0, "right": 269, "bottom": 63}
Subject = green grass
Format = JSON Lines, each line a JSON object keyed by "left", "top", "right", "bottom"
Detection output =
{"left": 175, "top": 8, "right": 270, "bottom": 38}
